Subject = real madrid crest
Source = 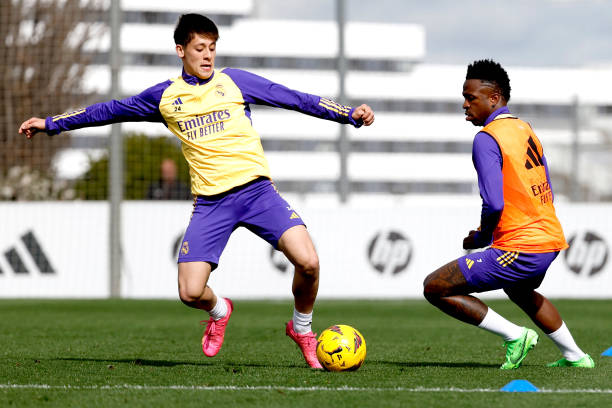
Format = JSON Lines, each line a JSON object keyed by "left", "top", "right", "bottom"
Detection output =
{"left": 215, "top": 84, "right": 225, "bottom": 97}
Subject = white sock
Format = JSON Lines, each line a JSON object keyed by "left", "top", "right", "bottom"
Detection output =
{"left": 547, "top": 322, "right": 586, "bottom": 361}
{"left": 208, "top": 297, "right": 228, "bottom": 321}
{"left": 477, "top": 307, "right": 524, "bottom": 342}
{"left": 293, "top": 308, "right": 313, "bottom": 334}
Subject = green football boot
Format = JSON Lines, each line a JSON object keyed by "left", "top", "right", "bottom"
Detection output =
{"left": 547, "top": 354, "right": 595, "bottom": 368}
{"left": 500, "top": 328, "right": 539, "bottom": 370}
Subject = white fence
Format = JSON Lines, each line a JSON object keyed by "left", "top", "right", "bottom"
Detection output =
{"left": 1, "top": 199, "right": 610, "bottom": 299}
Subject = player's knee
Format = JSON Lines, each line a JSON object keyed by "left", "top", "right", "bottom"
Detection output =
{"left": 422, "top": 285, "right": 439, "bottom": 304}
{"left": 178, "top": 292, "right": 198, "bottom": 306}
{"left": 422, "top": 274, "right": 442, "bottom": 303}
{"left": 294, "top": 253, "right": 319, "bottom": 279}
{"left": 178, "top": 283, "right": 205, "bottom": 305}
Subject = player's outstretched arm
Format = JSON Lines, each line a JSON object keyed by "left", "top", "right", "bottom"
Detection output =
{"left": 18, "top": 117, "right": 46, "bottom": 139}
{"left": 18, "top": 81, "right": 171, "bottom": 138}
{"left": 352, "top": 104, "right": 375, "bottom": 126}
{"left": 222, "top": 68, "right": 374, "bottom": 127}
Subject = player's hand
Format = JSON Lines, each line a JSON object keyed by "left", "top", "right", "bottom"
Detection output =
{"left": 352, "top": 104, "right": 374, "bottom": 126}
{"left": 18, "top": 117, "right": 46, "bottom": 139}
{"left": 462, "top": 229, "right": 483, "bottom": 250}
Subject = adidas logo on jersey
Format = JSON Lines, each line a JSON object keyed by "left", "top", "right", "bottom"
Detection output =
{"left": 525, "top": 136, "right": 544, "bottom": 169}
{"left": 172, "top": 97, "right": 183, "bottom": 112}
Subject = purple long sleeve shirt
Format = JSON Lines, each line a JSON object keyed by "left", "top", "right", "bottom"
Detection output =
{"left": 45, "top": 68, "right": 362, "bottom": 135}
{"left": 472, "top": 106, "right": 553, "bottom": 246}
{"left": 45, "top": 68, "right": 363, "bottom": 195}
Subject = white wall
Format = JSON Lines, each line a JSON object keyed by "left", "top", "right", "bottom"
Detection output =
{"left": 1, "top": 200, "right": 610, "bottom": 299}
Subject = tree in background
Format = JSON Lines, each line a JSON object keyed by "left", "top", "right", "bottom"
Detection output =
{"left": 74, "top": 134, "right": 191, "bottom": 200}
{"left": 0, "top": 0, "right": 103, "bottom": 199}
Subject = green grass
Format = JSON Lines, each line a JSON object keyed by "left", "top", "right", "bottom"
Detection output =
{"left": 0, "top": 299, "right": 610, "bottom": 407}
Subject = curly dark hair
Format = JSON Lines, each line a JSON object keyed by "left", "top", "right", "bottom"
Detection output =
{"left": 466, "top": 59, "right": 511, "bottom": 102}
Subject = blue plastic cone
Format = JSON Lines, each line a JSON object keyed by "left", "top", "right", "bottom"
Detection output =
{"left": 602, "top": 347, "right": 612, "bottom": 356}
{"left": 500, "top": 380, "right": 539, "bottom": 392}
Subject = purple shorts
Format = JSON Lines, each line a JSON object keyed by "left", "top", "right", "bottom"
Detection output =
{"left": 457, "top": 247, "right": 560, "bottom": 292}
{"left": 177, "top": 177, "right": 305, "bottom": 268}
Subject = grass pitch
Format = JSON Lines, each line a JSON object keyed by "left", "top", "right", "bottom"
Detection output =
{"left": 1, "top": 298, "right": 610, "bottom": 407}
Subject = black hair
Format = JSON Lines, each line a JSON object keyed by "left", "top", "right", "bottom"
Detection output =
{"left": 466, "top": 59, "right": 511, "bottom": 102}
{"left": 173, "top": 14, "right": 219, "bottom": 46}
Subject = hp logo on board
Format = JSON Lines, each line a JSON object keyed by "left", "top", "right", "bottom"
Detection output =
{"left": 270, "top": 247, "right": 292, "bottom": 273}
{"left": 564, "top": 231, "right": 608, "bottom": 277}
{"left": 367, "top": 231, "right": 412, "bottom": 275}
{"left": 172, "top": 233, "right": 183, "bottom": 260}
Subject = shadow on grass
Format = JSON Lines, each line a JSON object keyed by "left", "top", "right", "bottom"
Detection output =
{"left": 56, "top": 357, "right": 206, "bottom": 367}
{"left": 53, "top": 357, "right": 498, "bottom": 369}
{"left": 54, "top": 357, "right": 305, "bottom": 369}
{"left": 372, "top": 360, "right": 499, "bottom": 368}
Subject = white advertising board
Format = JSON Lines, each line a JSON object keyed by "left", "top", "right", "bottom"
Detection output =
{"left": 0, "top": 201, "right": 610, "bottom": 299}
{"left": 0, "top": 202, "right": 108, "bottom": 298}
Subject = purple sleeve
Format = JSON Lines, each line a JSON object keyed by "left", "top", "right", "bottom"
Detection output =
{"left": 542, "top": 154, "right": 555, "bottom": 201}
{"left": 44, "top": 80, "right": 171, "bottom": 135}
{"left": 222, "top": 68, "right": 362, "bottom": 127}
{"left": 472, "top": 131, "right": 504, "bottom": 245}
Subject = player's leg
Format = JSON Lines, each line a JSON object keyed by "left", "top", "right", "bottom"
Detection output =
{"left": 505, "top": 287, "right": 594, "bottom": 367}
{"left": 278, "top": 224, "right": 322, "bottom": 369}
{"left": 233, "top": 180, "right": 319, "bottom": 317}
{"left": 423, "top": 259, "right": 487, "bottom": 325}
{"left": 504, "top": 287, "right": 561, "bottom": 333}
{"left": 177, "top": 261, "right": 215, "bottom": 310}
{"left": 278, "top": 225, "right": 319, "bottom": 316}
{"left": 423, "top": 255, "right": 534, "bottom": 369}
{"left": 236, "top": 179, "right": 322, "bottom": 368}
{"left": 177, "top": 195, "right": 236, "bottom": 357}
{"left": 423, "top": 259, "right": 523, "bottom": 339}
{"left": 178, "top": 261, "right": 234, "bottom": 357}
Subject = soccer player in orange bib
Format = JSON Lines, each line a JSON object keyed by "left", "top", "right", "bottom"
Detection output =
{"left": 423, "top": 59, "right": 594, "bottom": 369}
{"left": 19, "top": 14, "right": 374, "bottom": 369}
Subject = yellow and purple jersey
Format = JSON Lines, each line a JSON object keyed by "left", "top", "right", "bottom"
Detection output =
{"left": 46, "top": 68, "right": 362, "bottom": 195}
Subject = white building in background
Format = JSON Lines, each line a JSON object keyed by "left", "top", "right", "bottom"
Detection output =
{"left": 57, "top": 0, "right": 612, "bottom": 201}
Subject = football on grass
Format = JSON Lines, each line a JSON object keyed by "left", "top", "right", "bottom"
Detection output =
{"left": 316, "top": 324, "right": 366, "bottom": 371}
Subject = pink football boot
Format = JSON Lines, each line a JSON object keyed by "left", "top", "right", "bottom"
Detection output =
{"left": 201, "top": 298, "right": 234, "bottom": 357}
{"left": 286, "top": 320, "right": 323, "bottom": 369}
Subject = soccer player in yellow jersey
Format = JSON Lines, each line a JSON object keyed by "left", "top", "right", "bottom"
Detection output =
{"left": 423, "top": 59, "right": 593, "bottom": 369}
{"left": 19, "top": 14, "right": 374, "bottom": 368}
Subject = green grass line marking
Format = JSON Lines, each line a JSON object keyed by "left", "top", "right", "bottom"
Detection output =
{"left": 2, "top": 384, "right": 612, "bottom": 393}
